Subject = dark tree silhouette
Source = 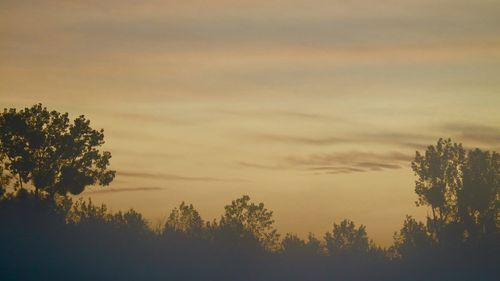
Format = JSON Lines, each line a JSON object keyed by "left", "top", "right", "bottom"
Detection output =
{"left": 112, "top": 209, "right": 151, "bottom": 237}
{"left": 0, "top": 104, "right": 115, "bottom": 197}
{"left": 324, "top": 219, "right": 371, "bottom": 256}
{"left": 282, "top": 233, "right": 307, "bottom": 253}
{"left": 411, "top": 138, "right": 499, "bottom": 244}
{"left": 392, "top": 215, "right": 433, "bottom": 258}
{"left": 0, "top": 154, "right": 10, "bottom": 198}
{"left": 411, "top": 138, "right": 465, "bottom": 238}
{"left": 68, "top": 198, "right": 151, "bottom": 239}
{"left": 281, "top": 233, "right": 323, "bottom": 255}
{"left": 163, "top": 202, "right": 205, "bottom": 238}
{"left": 459, "top": 149, "right": 499, "bottom": 240}
{"left": 219, "top": 195, "right": 280, "bottom": 250}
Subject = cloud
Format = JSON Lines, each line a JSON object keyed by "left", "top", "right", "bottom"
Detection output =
{"left": 441, "top": 123, "right": 500, "bottom": 147}
{"left": 111, "top": 112, "right": 189, "bottom": 125}
{"left": 118, "top": 171, "right": 248, "bottom": 183}
{"left": 237, "top": 161, "right": 286, "bottom": 170}
{"left": 308, "top": 166, "right": 366, "bottom": 174}
{"left": 249, "top": 131, "right": 434, "bottom": 149}
{"left": 253, "top": 134, "right": 349, "bottom": 146}
{"left": 215, "top": 109, "right": 338, "bottom": 122}
{"left": 84, "top": 186, "right": 163, "bottom": 194}
{"left": 236, "top": 151, "right": 410, "bottom": 174}
{"left": 60, "top": 7, "right": 500, "bottom": 53}
{"left": 285, "top": 151, "right": 411, "bottom": 174}
{"left": 242, "top": 123, "right": 500, "bottom": 175}
{"left": 248, "top": 125, "right": 498, "bottom": 152}
{"left": 5, "top": 0, "right": 500, "bottom": 69}
{"left": 287, "top": 151, "right": 412, "bottom": 165}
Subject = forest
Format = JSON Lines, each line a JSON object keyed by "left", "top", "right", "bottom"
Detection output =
{"left": 0, "top": 104, "right": 498, "bottom": 281}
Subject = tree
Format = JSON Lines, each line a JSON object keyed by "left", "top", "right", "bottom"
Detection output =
{"left": 112, "top": 209, "right": 151, "bottom": 237}
{"left": 411, "top": 138, "right": 465, "bottom": 238}
{"left": 0, "top": 154, "right": 11, "bottom": 198}
{"left": 0, "top": 104, "right": 115, "bottom": 198}
{"left": 392, "top": 216, "right": 432, "bottom": 258}
{"left": 412, "top": 139, "right": 500, "bottom": 244}
{"left": 68, "top": 199, "right": 150, "bottom": 237}
{"left": 324, "top": 219, "right": 370, "bottom": 256}
{"left": 459, "top": 149, "right": 499, "bottom": 239}
{"left": 282, "top": 233, "right": 306, "bottom": 254}
{"left": 163, "top": 202, "right": 204, "bottom": 238}
{"left": 68, "top": 198, "right": 110, "bottom": 226}
{"left": 219, "top": 195, "right": 280, "bottom": 251}
{"left": 282, "top": 233, "right": 323, "bottom": 255}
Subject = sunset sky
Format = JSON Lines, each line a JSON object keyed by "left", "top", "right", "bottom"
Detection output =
{"left": 1, "top": 0, "right": 500, "bottom": 245}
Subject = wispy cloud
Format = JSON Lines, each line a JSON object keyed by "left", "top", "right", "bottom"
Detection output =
{"left": 215, "top": 109, "right": 339, "bottom": 122}
{"left": 286, "top": 151, "right": 412, "bottom": 165}
{"left": 249, "top": 131, "right": 433, "bottom": 149}
{"left": 112, "top": 112, "right": 189, "bottom": 125}
{"left": 85, "top": 186, "right": 163, "bottom": 194}
{"left": 252, "top": 134, "right": 348, "bottom": 146}
{"left": 236, "top": 151, "right": 411, "bottom": 174}
{"left": 118, "top": 171, "right": 248, "bottom": 183}
{"left": 240, "top": 123, "right": 500, "bottom": 175}
{"left": 308, "top": 166, "right": 367, "bottom": 174}
{"left": 285, "top": 151, "right": 411, "bottom": 174}
{"left": 237, "top": 161, "right": 287, "bottom": 170}
{"left": 441, "top": 122, "right": 500, "bottom": 146}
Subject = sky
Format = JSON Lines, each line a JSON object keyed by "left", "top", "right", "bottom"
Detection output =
{"left": 1, "top": 0, "right": 500, "bottom": 246}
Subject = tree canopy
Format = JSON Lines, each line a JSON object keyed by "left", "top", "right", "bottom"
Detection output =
{"left": 164, "top": 202, "right": 204, "bottom": 238}
{"left": 324, "top": 219, "right": 371, "bottom": 256}
{"left": 0, "top": 104, "right": 115, "bottom": 197}
{"left": 219, "top": 195, "right": 280, "bottom": 250}
{"left": 411, "top": 138, "right": 499, "bottom": 244}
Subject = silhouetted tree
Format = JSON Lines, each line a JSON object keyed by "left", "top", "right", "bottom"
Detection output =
{"left": 112, "top": 209, "right": 151, "bottom": 237}
{"left": 282, "top": 233, "right": 323, "bottom": 255}
{"left": 282, "top": 233, "right": 306, "bottom": 253}
{"left": 68, "top": 198, "right": 109, "bottom": 225}
{"left": 0, "top": 154, "right": 10, "bottom": 198}
{"left": 411, "top": 138, "right": 465, "bottom": 240}
{"left": 219, "top": 195, "right": 280, "bottom": 250}
{"left": 163, "top": 202, "right": 205, "bottom": 238}
{"left": 325, "top": 219, "right": 370, "bottom": 256}
{"left": 305, "top": 233, "right": 324, "bottom": 255}
{"left": 459, "top": 149, "right": 499, "bottom": 240}
{"left": 68, "top": 198, "right": 151, "bottom": 239}
{"left": 412, "top": 139, "right": 500, "bottom": 244}
{"left": 392, "top": 215, "right": 433, "bottom": 258}
{"left": 0, "top": 104, "right": 115, "bottom": 198}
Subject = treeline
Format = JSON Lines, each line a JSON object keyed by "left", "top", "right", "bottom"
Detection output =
{"left": 0, "top": 105, "right": 498, "bottom": 281}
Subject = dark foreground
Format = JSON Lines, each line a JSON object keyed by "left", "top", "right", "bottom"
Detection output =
{"left": 0, "top": 193, "right": 498, "bottom": 281}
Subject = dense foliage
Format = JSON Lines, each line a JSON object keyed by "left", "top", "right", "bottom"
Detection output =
{"left": 0, "top": 104, "right": 115, "bottom": 197}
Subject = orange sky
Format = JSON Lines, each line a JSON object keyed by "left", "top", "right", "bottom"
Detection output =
{"left": 1, "top": 0, "right": 500, "bottom": 246}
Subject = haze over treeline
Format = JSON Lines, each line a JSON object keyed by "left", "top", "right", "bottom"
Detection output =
{"left": 0, "top": 104, "right": 498, "bottom": 280}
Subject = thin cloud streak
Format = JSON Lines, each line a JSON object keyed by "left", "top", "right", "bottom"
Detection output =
{"left": 119, "top": 171, "right": 249, "bottom": 183}
{"left": 85, "top": 186, "right": 163, "bottom": 194}
{"left": 441, "top": 122, "right": 500, "bottom": 146}
{"left": 111, "top": 112, "right": 191, "bottom": 125}
{"left": 286, "top": 151, "right": 411, "bottom": 174}
{"left": 249, "top": 131, "right": 435, "bottom": 149}
{"left": 237, "top": 162, "right": 287, "bottom": 170}
{"left": 237, "top": 151, "right": 411, "bottom": 174}
{"left": 253, "top": 134, "right": 349, "bottom": 146}
{"left": 215, "top": 109, "right": 340, "bottom": 122}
